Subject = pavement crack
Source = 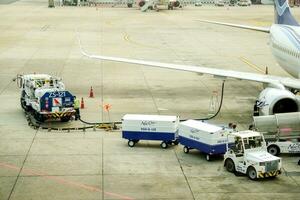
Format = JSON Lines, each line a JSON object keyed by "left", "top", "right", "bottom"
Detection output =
{"left": 7, "top": 128, "right": 38, "bottom": 200}
{"left": 173, "top": 149, "right": 196, "bottom": 200}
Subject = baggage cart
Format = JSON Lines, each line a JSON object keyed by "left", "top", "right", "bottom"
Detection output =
{"left": 179, "top": 120, "right": 234, "bottom": 160}
{"left": 122, "top": 114, "right": 179, "bottom": 148}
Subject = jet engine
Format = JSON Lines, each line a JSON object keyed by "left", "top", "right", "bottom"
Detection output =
{"left": 256, "top": 88, "right": 300, "bottom": 116}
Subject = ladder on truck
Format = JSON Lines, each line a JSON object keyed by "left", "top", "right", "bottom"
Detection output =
{"left": 141, "top": 0, "right": 155, "bottom": 12}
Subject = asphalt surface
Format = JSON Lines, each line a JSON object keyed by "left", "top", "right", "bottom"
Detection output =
{"left": 0, "top": 1, "right": 299, "bottom": 200}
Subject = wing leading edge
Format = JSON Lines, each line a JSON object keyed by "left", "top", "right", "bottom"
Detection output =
{"left": 78, "top": 38, "right": 300, "bottom": 90}
{"left": 197, "top": 20, "right": 270, "bottom": 33}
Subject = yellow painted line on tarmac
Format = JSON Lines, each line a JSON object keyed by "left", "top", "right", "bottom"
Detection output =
{"left": 239, "top": 57, "right": 265, "bottom": 74}
{"left": 123, "top": 32, "right": 158, "bottom": 49}
{"left": 249, "top": 20, "right": 272, "bottom": 27}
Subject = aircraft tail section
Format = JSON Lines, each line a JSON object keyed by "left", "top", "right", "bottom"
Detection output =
{"left": 274, "top": 0, "right": 299, "bottom": 26}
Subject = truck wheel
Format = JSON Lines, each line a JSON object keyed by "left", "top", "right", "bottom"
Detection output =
{"left": 225, "top": 159, "right": 235, "bottom": 173}
{"left": 161, "top": 141, "right": 168, "bottom": 149}
{"left": 20, "top": 98, "right": 31, "bottom": 111}
{"left": 183, "top": 146, "right": 189, "bottom": 153}
{"left": 173, "top": 140, "right": 179, "bottom": 145}
{"left": 128, "top": 140, "right": 135, "bottom": 147}
{"left": 267, "top": 145, "right": 280, "bottom": 156}
{"left": 61, "top": 116, "right": 71, "bottom": 122}
{"left": 206, "top": 154, "right": 210, "bottom": 161}
{"left": 247, "top": 166, "right": 257, "bottom": 180}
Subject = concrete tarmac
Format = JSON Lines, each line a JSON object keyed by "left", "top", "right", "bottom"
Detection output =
{"left": 0, "top": 1, "right": 299, "bottom": 200}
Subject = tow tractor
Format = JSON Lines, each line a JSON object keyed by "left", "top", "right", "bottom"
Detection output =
{"left": 224, "top": 130, "right": 282, "bottom": 180}
{"left": 17, "top": 74, "right": 75, "bottom": 122}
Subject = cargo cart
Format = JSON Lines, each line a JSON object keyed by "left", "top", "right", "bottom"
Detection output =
{"left": 122, "top": 114, "right": 179, "bottom": 148}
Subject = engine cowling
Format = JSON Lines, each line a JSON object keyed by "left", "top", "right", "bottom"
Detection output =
{"left": 257, "top": 88, "right": 300, "bottom": 116}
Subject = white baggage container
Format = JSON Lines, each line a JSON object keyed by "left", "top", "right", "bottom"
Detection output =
{"left": 122, "top": 114, "right": 179, "bottom": 148}
{"left": 179, "top": 120, "right": 234, "bottom": 160}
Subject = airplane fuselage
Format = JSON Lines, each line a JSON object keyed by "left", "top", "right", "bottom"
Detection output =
{"left": 270, "top": 24, "right": 300, "bottom": 78}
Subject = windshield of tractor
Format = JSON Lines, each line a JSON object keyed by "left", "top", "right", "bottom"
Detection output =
{"left": 243, "top": 136, "right": 264, "bottom": 150}
{"left": 232, "top": 137, "right": 244, "bottom": 154}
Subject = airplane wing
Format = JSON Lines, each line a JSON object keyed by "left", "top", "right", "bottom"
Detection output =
{"left": 78, "top": 38, "right": 300, "bottom": 90}
{"left": 197, "top": 20, "right": 270, "bottom": 33}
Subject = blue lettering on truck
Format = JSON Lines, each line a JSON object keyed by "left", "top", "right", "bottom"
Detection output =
{"left": 40, "top": 91, "right": 74, "bottom": 111}
{"left": 288, "top": 143, "right": 300, "bottom": 153}
{"left": 48, "top": 91, "right": 66, "bottom": 98}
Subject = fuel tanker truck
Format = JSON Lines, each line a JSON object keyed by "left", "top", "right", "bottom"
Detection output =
{"left": 17, "top": 74, "right": 75, "bottom": 122}
{"left": 252, "top": 112, "right": 300, "bottom": 156}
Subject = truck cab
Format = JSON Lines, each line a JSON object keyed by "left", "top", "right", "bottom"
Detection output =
{"left": 224, "top": 131, "right": 282, "bottom": 180}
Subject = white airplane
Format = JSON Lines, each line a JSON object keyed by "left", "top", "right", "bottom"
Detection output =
{"left": 135, "top": 0, "right": 182, "bottom": 11}
{"left": 79, "top": 0, "right": 300, "bottom": 116}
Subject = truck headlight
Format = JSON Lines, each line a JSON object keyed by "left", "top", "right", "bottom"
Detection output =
{"left": 259, "top": 162, "right": 265, "bottom": 166}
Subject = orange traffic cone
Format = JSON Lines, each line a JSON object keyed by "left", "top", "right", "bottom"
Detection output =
{"left": 81, "top": 97, "right": 85, "bottom": 109}
{"left": 89, "top": 86, "right": 94, "bottom": 98}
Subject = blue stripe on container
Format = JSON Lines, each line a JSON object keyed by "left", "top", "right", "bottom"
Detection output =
{"left": 179, "top": 136, "right": 231, "bottom": 155}
{"left": 122, "top": 131, "right": 176, "bottom": 141}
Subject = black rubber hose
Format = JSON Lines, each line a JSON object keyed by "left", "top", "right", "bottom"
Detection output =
{"left": 78, "top": 117, "right": 121, "bottom": 125}
{"left": 194, "top": 80, "right": 225, "bottom": 121}
{"left": 79, "top": 81, "right": 225, "bottom": 124}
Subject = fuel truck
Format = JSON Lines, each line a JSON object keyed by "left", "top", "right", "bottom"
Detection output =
{"left": 17, "top": 74, "right": 75, "bottom": 122}
{"left": 252, "top": 112, "right": 300, "bottom": 156}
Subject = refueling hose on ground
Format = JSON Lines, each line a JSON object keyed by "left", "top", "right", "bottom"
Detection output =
{"left": 78, "top": 118, "right": 121, "bottom": 125}
{"left": 194, "top": 80, "right": 225, "bottom": 121}
{"left": 25, "top": 81, "right": 226, "bottom": 131}
{"left": 79, "top": 80, "right": 226, "bottom": 125}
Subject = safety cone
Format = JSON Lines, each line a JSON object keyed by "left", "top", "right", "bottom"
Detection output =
{"left": 89, "top": 86, "right": 94, "bottom": 98}
{"left": 81, "top": 97, "right": 85, "bottom": 109}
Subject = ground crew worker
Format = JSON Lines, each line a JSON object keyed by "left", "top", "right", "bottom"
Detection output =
{"left": 74, "top": 96, "right": 80, "bottom": 120}
{"left": 253, "top": 100, "right": 259, "bottom": 116}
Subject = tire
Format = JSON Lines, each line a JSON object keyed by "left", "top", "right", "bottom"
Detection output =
{"left": 127, "top": 3, "right": 132, "bottom": 8}
{"left": 61, "top": 116, "right": 71, "bottom": 122}
{"left": 267, "top": 145, "right": 280, "bottom": 156}
{"left": 20, "top": 98, "right": 31, "bottom": 111}
{"left": 206, "top": 154, "right": 210, "bottom": 161}
{"left": 225, "top": 158, "right": 235, "bottom": 173}
{"left": 247, "top": 166, "right": 257, "bottom": 180}
{"left": 173, "top": 140, "right": 179, "bottom": 145}
{"left": 161, "top": 141, "right": 168, "bottom": 149}
{"left": 128, "top": 140, "right": 135, "bottom": 147}
{"left": 183, "top": 146, "right": 189, "bottom": 153}
{"left": 34, "top": 112, "right": 45, "bottom": 123}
